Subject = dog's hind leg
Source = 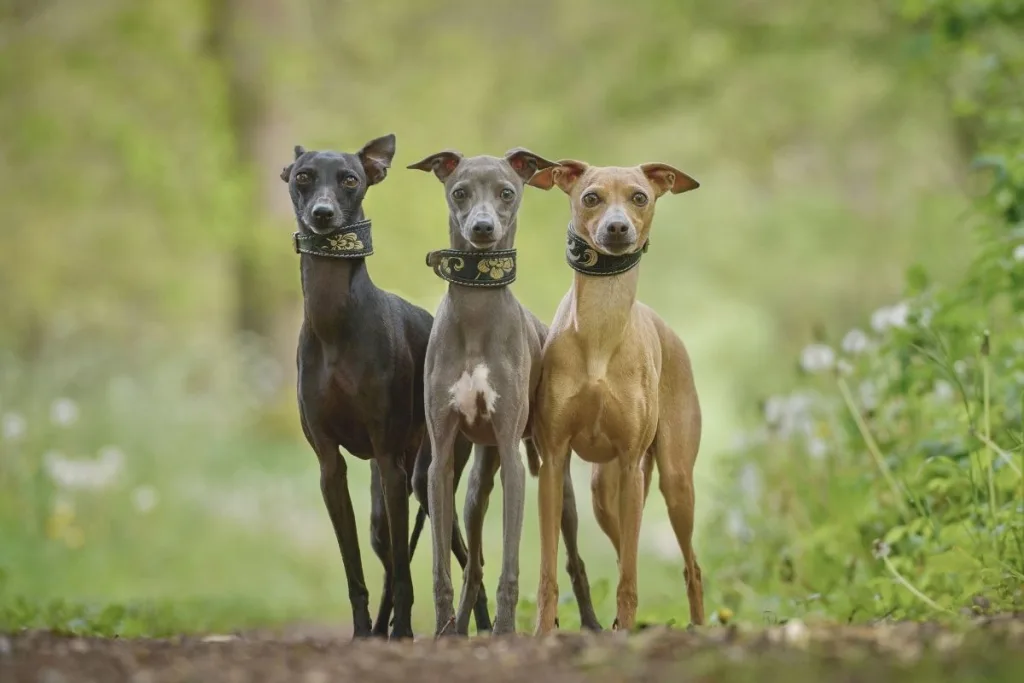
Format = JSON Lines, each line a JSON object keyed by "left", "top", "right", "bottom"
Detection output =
{"left": 368, "top": 462, "right": 394, "bottom": 638}
{"left": 456, "top": 444, "right": 500, "bottom": 635}
{"left": 652, "top": 418, "right": 704, "bottom": 625}
{"left": 590, "top": 462, "right": 621, "bottom": 559}
{"left": 552, "top": 450, "right": 603, "bottom": 632}
{"left": 376, "top": 451, "right": 414, "bottom": 639}
{"left": 308, "top": 428, "right": 372, "bottom": 638}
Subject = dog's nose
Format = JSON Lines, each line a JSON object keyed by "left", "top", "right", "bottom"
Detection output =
{"left": 606, "top": 221, "right": 630, "bottom": 235}
{"left": 312, "top": 205, "right": 335, "bottom": 220}
{"left": 471, "top": 220, "right": 495, "bottom": 237}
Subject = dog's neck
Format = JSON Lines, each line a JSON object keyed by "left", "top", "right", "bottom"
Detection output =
{"left": 568, "top": 265, "right": 641, "bottom": 350}
{"left": 297, "top": 213, "right": 375, "bottom": 343}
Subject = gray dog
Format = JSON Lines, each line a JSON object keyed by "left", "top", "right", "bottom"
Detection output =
{"left": 408, "top": 148, "right": 602, "bottom": 636}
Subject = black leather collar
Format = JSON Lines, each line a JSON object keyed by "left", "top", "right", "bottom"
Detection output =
{"left": 292, "top": 219, "right": 373, "bottom": 258}
{"left": 425, "top": 248, "right": 517, "bottom": 288}
{"left": 565, "top": 225, "right": 647, "bottom": 276}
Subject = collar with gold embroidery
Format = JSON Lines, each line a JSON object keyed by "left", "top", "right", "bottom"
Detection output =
{"left": 293, "top": 219, "right": 373, "bottom": 258}
{"left": 425, "top": 248, "right": 517, "bottom": 288}
{"left": 565, "top": 225, "right": 648, "bottom": 276}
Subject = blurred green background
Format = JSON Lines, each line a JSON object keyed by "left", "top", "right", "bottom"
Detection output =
{"left": 2, "top": 0, "right": 1020, "bottom": 636}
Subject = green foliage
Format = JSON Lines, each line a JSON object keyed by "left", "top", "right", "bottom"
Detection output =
{"left": 0, "top": 0, "right": 1017, "bottom": 635}
{"left": 701, "top": 0, "right": 1024, "bottom": 624}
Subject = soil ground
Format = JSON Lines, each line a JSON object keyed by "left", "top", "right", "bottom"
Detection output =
{"left": 4, "top": 615, "right": 1024, "bottom": 683}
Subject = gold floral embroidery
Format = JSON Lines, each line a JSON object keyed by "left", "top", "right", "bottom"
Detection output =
{"left": 476, "top": 257, "right": 514, "bottom": 280}
{"left": 328, "top": 232, "right": 365, "bottom": 252}
{"left": 438, "top": 256, "right": 465, "bottom": 277}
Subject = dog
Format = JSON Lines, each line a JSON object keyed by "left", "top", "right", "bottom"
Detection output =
{"left": 280, "top": 135, "right": 490, "bottom": 639}
{"left": 525, "top": 159, "right": 705, "bottom": 634}
{"left": 408, "top": 149, "right": 602, "bottom": 636}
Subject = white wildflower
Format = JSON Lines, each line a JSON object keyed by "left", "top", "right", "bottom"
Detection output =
{"left": 97, "top": 445, "right": 125, "bottom": 472}
{"left": 806, "top": 437, "right": 828, "bottom": 460}
{"left": 763, "top": 395, "right": 786, "bottom": 426}
{"left": 837, "top": 359, "right": 854, "bottom": 376}
{"left": 858, "top": 380, "right": 879, "bottom": 411}
{"left": 725, "top": 509, "right": 751, "bottom": 540}
{"left": 953, "top": 360, "right": 967, "bottom": 376}
{"left": 870, "top": 302, "right": 909, "bottom": 333}
{"left": 799, "top": 344, "right": 835, "bottom": 373}
{"left": 2, "top": 412, "right": 26, "bottom": 441}
{"left": 44, "top": 447, "right": 124, "bottom": 491}
{"left": 1013, "top": 243, "right": 1024, "bottom": 262}
{"left": 919, "top": 306, "right": 934, "bottom": 327}
{"left": 872, "top": 539, "right": 891, "bottom": 559}
{"left": 739, "top": 464, "right": 762, "bottom": 499}
{"left": 932, "top": 380, "right": 955, "bottom": 402}
{"left": 50, "top": 398, "right": 79, "bottom": 427}
{"left": 841, "top": 328, "right": 869, "bottom": 355}
{"left": 131, "top": 485, "right": 159, "bottom": 514}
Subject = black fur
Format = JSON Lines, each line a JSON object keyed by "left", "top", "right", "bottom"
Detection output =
{"left": 282, "top": 136, "right": 491, "bottom": 639}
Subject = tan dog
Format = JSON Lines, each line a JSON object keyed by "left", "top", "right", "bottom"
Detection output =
{"left": 526, "top": 160, "right": 704, "bottom": 634}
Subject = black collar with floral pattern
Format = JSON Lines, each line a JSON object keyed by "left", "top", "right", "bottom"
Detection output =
{"left": 565, "top": 225, "right": 648, "bottom": 276}
{"left": 425, "top": 248, "right": 517, "bottom": 288}
{"left": 293, "top": 220, "right": 374, "bottom": 258}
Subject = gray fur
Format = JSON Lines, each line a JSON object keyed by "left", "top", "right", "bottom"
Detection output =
{"left": 410, "top": 150, "right": 602, "bottom": 636}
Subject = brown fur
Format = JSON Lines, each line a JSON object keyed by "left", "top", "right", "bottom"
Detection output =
{"left": 527, "top": 160, "right": 705, "bottom": 633}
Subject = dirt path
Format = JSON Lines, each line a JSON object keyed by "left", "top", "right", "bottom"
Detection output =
{"left": 4, "top": 615, "right": 1023, "bottom": 683}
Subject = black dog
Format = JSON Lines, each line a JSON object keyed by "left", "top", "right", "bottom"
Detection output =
{"left": 280, "top": 134, "right": 490, "bottom": 639}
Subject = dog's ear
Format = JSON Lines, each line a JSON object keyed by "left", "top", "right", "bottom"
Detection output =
{"left": 358, "top": 134, "right": 396, "bottom": 186}
{"left": 640, "top": 163, "right": 699, "bottom": 196}
{"left": 280, "top": 145, "right": 307, "bottom": 182}
{"left": 504, "top": 148, "right": 558, "bottom": 183}
{"left": 406, "top": 150, "right": 463, "bottom": 183}
{"left": 527, "top": 160, "right": 589, "bottom": 194}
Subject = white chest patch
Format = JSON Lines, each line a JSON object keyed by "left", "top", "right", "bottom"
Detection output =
{"left": 449, "top": 363, "right": 499, "bottom": 425}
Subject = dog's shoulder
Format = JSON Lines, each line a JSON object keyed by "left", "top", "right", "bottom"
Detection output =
{"left": 380, "top": 289, "right": 434, "bottom": 343}
{"left": 640, "top": 303, "right": 694, "bottom": 373}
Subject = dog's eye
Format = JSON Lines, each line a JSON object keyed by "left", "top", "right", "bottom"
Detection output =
{"left": 451, "top": 188, "right": 467, "bottom": 201}
{"left": 500, "top": 188, "right": 515, "bottom": 202}
{"left": 631, "top": 192, "right": 649, "bottom": 206}
{"left": 341, "top": 175, "right": 358, "bottom": 188}
{"left": 582, "top": 192, "right": 601, "bottom": 207}
{"left": 295, "top": 172, "right": 312, "bottom": 184}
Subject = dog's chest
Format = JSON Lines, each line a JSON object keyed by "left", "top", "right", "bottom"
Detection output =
{"left": 546, "top": 345, "right": 657, "bottom": 462}
{"left": 446, "top": 363, "right": 501, "bottom": 444}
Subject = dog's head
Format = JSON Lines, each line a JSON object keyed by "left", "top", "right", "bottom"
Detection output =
{"left": 527, "top": 160, "right": 699, "bottom": 255}
{"left": 279, "top": 134, "right": 396, "bottom": 234}
{"left": 407, "top": 148, "right": 557, "bottom": 250}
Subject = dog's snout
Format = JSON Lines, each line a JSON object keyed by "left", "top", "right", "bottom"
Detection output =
{"left": 606, "top": 221, "right": 630, "bottom": 235}
{"left": 312, "top": 204, "right": 335, "bottom": 220}
{"left": 471, "top": 219, "right": 495, "bottom": 237}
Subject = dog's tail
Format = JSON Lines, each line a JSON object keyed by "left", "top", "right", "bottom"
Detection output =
{"left": 409, "top": 503, "right": 428, "bottom": 558}
{"left": 525, "top": 440, "right": 542, "bottom": 478}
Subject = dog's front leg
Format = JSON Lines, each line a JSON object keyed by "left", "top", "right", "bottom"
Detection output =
{"left": 313, "top": 436, "right": 372, "bottom": 638}
{"left": 614, "top": 456, "right": 646, "bottom": 631}
{"left": 455, "top": 444, "right": 499, "bottom": 635}
{"left": 426, "top": 412, "right": 460, "bottom": 636}
{"left": 493, "top": 420, "right": 528, "bottom": 635}
{"left": 534, "top": 440, "right": 569, "bottom": 635}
